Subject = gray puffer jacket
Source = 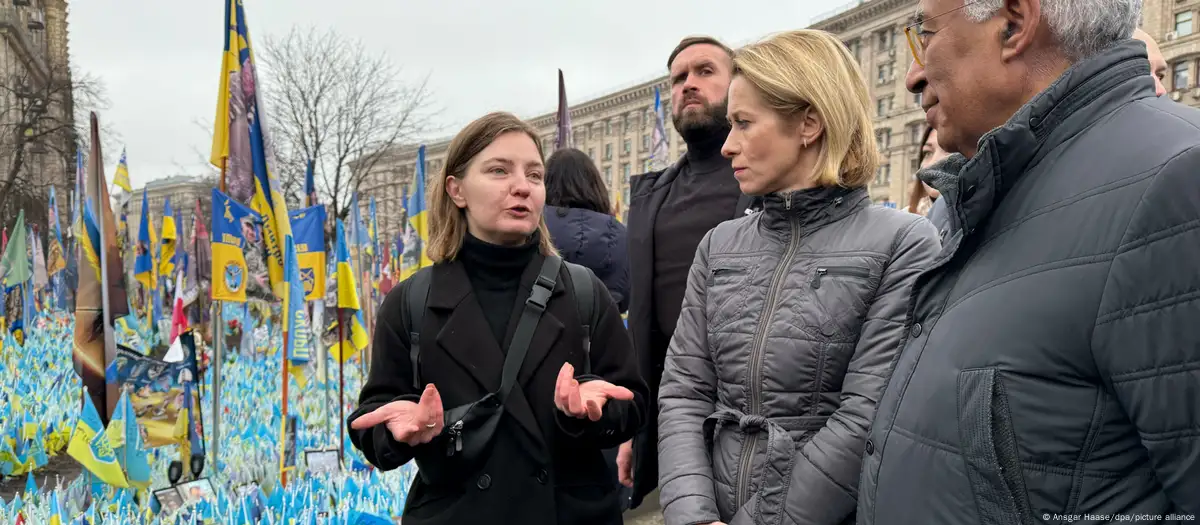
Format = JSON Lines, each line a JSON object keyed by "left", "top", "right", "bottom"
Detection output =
{"left": 658, "top": 186, "right": 939, "bottom": 525}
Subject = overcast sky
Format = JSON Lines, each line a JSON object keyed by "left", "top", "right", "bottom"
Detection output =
{"left": 69, "top": 0, "right": 844, "bottom": 189}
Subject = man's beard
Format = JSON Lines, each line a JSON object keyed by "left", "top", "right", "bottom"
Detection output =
{"left": 672, "top": 98, "right": 731, "bottom": 145}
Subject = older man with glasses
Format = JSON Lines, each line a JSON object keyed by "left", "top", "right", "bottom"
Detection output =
{"left": 858, "top": 0, "right": 1200, "bottom": 524}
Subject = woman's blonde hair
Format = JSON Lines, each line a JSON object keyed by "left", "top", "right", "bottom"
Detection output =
{"left": 426, "top": 112, "right": 558, "bottom": 262}
{"left": 732, "top": 29, "right": 878, "bottom": 188}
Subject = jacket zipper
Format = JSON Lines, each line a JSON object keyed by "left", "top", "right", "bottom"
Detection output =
{"left": 446, "top": 420, "right": 463, "bottom": 456}
{"left": 736, "top": 192, "right": 803, "bottom": 509}
{"left": 811, "top": 266, "right": 871, "bottom": 289}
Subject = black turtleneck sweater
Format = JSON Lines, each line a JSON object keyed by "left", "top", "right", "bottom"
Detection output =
{"left": 652, "top": 133, "right": 743, "bottom": 338}
{"left": 457, "top": 232, "right": 539, "bottom": 350}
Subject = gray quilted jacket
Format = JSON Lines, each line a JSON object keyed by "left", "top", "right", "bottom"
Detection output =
{"left": 658, "top": 186, "right": 939, "bottom": 525}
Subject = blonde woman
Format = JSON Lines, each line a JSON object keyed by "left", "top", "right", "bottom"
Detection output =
{"left": 348, "top": 112, "right": 647, "bottom": 525}
{"left": 656, "top": 30, "right": 939, "bottom": 525}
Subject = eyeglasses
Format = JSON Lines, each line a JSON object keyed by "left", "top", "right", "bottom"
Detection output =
{"left": 903, "top": 0, "right": 981, "bottom": 67}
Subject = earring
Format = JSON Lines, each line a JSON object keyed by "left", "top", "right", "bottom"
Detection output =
{"left": 803, "top": 139, "right": 808, "bottom": 148}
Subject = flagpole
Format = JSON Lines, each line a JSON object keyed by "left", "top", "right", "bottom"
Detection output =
{"left": 281, "top": 329, "right": 290, "bottom": 488}
{"left": 337, "top": 309, "right": 346, "bottom": 464}
{"left": 213, "top": 160, "right": 227, "bottom": 474}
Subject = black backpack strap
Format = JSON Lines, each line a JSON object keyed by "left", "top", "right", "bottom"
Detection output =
{"left": 405, "top": 269, "right": 433, "bottom": 390}
{"left": 564, "top": 262, "right": 596, "bottom": 375}
{"left": 498, "top": 256, "right": 563, "bottom": 402}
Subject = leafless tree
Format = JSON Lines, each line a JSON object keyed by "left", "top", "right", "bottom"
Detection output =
{"left": 0, "top": 58, "right": 113, "bottom": 232}
{"left": 258, "top": 26, "right": 434, "bottom": 221}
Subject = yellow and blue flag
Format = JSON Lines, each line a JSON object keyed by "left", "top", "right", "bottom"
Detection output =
{"left": 158, "top": 198, "right": 177, "bottom": 277}
{"left": 66, "top": 392, "right": 128, "bottom": 487}
{"left": 211, "top": 0, "right": 292, "bottom": 296}
{"left": 400, "top": 145, "right": 430, "bottom": 280}
{"left": 283, "top": 237, "right": 310, "bottom": 369}
{"left": 109, "top": 390, "right": 151, "bottom": 490}
{"left": 289, "top": 205, "right": 326, "bottom": 301}
{"left": 133, "top": 190, "right": 155, "bottom": 290}
{"left": 331, "top": 220, "right": 369, "bottom": 363}
{"left": 113, "top": 148, "right": 132, "bottom": 193}
{"left": 210, "top": 188, "right": 259, "bottom": 303}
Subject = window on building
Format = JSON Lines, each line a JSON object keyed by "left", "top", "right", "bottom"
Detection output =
{"left": 876, "top": 164, "right": 891, "bottom": 186}
{"left": 623, "top": 138, "right": 632, "bottom": 154}
{"left": 877, "top": 62, "right": 893, "bottom": 84}
{"left": 877, "top": 29, "right": 892, "bottom": 51}
{"left": 876, "top": 96, "right": 893, "bottom": 117}
{"left": 642, "top": 134, "right": 650, "bottom": 150}
{"left": 1177, "top": 11, "right": 1194, "bottom": 36}
{"left": 643, "top": 110, "right": 651, "bottom": 127}
{"left": 1174, "top": 61, "right": 1190, "bottom": 90}
{"left": 910, "top": 158, "right": 920, "bottom": 174}
{"left": 913, "top": 92, "right": 923, "bottom": 107}
{"left": 604, "top": 166, "right": 612, "bottom": 186}
{"left": 588, "top": 148, "right": 595, "bottom": 160}
{"left": 845, "top": 38, "right": 861, "bottom": 62}
{"left": 604, "top": 143, "right": 613, "bottom": 160}
{"left": 606, "top": 121, "right": 612, "bottom": 135}
{"left": 876, "top": 128, "right": 891, "bottom": 149}
{"left": 621, "top": 163, "right": 631, "bottom": 179}
{"left": 624, "top": 114, "right": 633, "bottom": 133}
{"left": 909, "top": 124, "right": 922, "bottom": 145}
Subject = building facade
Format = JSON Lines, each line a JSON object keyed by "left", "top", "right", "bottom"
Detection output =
{"left": 360, "top": 0, "right": 1181, "bottom": 237}
{"left": 1142, "top": 0, "right": 1200, "bottom": 108}
{"left": 0, "top": 0, "right": 73, "bottom": 227}
{"left": 125, "top": 175, "right": 216, "bottom": 245}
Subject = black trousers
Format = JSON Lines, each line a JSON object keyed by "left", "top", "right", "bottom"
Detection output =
{"left": 601, "top": 445, "right": 632, "bottom": 512}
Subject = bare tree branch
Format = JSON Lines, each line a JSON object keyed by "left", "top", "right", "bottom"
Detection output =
{"left": 1, "top": 53, "right": 111, "bottom": 232}
{"left": 258, "top": 26, "right": 435, "bottom": 221}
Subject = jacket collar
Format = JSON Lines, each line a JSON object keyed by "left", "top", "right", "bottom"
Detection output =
{"left": 758, "top": 186, "right": 866, "bottom": 237}
{"left": 924, "top": 40, "right": 1155, "bottom": 239}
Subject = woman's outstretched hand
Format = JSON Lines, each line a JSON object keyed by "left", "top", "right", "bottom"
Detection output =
{"left": 350, "top": 384, "right": 444, "bottom": 446}
{"left": 554, "top": 363, "right": 634, "bottom": 421}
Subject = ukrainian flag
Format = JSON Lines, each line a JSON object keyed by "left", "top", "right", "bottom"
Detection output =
{"left": 67, "top": 392, "right": 128, "bottom": 487}
{"left": 113, "top": 148, "right": 132, "bottom": 193}
{"left": 211, "top": 188, "right": 258, "bottom": 302}
{"left": 400, "top": 145, "right": 431, "bottom": 281}
{"left": 212, "top": 0, "right": 292, "bottom": 297}
{"left": 133, "top": 190, "right": 154, "bottom": 290}
{"left": 159, "top": 198, "right": 177, "bottom": 277}
{"left": 288, "top": 205, "right": 327, "bottom": 301}
{"left": 331, "top": 220, "right": 369, "bottom": 363}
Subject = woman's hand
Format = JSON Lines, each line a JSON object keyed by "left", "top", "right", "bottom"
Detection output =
{"left": 554, "top": 363, "right": 634, "bottom": 421}
{"left": 616, "top": 440, "right": 634, "bottom": 487}
{"left": 349, "top": 384, "right": 444, "bottom": 446}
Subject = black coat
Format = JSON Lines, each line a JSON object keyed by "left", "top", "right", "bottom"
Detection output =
{"left": 625, "top": 157, "right": 758, "bottom": 508}
{"left": 348, "top": 255, "right": 649, "bottom": 525}
{"left": 544, "top": 205, "right": 631, "bottom": 313}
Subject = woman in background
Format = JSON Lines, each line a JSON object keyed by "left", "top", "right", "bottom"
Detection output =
{"left": 905, "top": 126, "right": 949, "bottom": 216}
{"left": 543, "top": 148, "right": 630, "bottom": 314}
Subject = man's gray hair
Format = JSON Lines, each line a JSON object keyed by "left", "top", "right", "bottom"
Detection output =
{"left": 965, "top": 0, "right": 1142, "bottom": 61}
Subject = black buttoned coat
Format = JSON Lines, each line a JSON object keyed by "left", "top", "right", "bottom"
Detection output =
{"left": 348, "top": 256, "right": 648, "bottom": 525}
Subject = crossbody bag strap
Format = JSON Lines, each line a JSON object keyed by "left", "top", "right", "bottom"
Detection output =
{"left": 564, "top": 263, "right": 595, "bottom": 375}
{"left": 497, "top": 255, "right": 562, "bottom": 403}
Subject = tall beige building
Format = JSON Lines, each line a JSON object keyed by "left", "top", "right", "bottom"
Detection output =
{"left": 1141, "top": 0, "right": 1200, "bottom": 108}
{"left": 125, "top": 175, "right": 216, "bottom": 245}
{"left": 0, "top": 0, "right": 73, "bottom": 226}
{"left": 359, "top": 0, "right": 1182, "bottom": 236}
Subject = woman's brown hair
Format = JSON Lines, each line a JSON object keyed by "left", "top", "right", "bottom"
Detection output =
{"left": 425, "top": 112, "right": 558, "bottom": 262}
{"left": 906, "top": 126, "right": 934, "bottom": 214}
